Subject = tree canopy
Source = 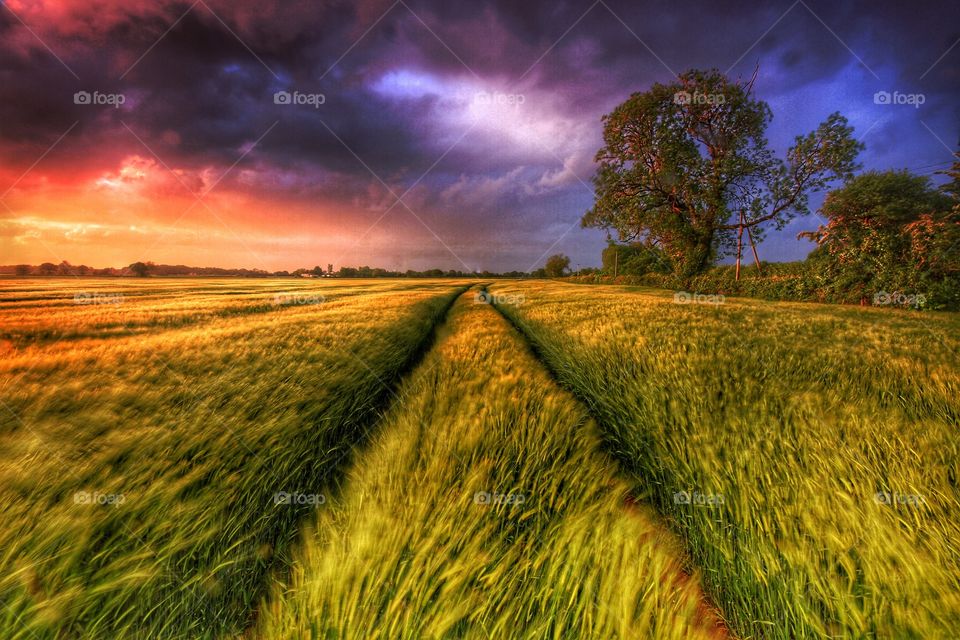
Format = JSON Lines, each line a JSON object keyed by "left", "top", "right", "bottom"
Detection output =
{"left": 544, "top": 254, "right": 571, "bottom": 278}
{"left": 800, "top": 170, "right": 958, "bottom": 307}
{"left": 601, "top": 242, "right": 670, "bottom": 276}
{"left": 583, "top": 68, "right": 862, "bottom": 277}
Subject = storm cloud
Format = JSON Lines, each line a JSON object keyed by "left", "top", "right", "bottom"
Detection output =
{"left": 1, "top": 0, "right": 957, "bottom": 270}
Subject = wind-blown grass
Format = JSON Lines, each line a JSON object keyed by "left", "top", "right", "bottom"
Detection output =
{"left": 490, "top": 280, "right": 960, "bottom": 639}
{"left": 257, "top": 289, "right": 726, "bottom": 640}
{"left": 7, "top": 276, "right": 955, "bottom": 639}
{"left": 0, "top": 279, "right": 465, "bottom": 639}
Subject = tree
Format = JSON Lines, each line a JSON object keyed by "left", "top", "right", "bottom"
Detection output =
{"left": 14, "top": 264, "right": 31, "bottom": 276}
{"left": 544, "top": 254, "right": 571, "bottom": 277}
{"left": 38, "top": 262, "right": 57, "bottom": 275}
{"left": 938, "top": 148, "right": 960, "bottom": 201}
{"left": 583, "top": 68, "right": 862, "bottom": 278}
{"left": 799, "top": 170, "right": 957, "bottom": 306}
{"left": 601, "top": 241, "right": 670, "bottom": 276}
{"left": 129, "top": 261, "right": 151, "bottom": 277}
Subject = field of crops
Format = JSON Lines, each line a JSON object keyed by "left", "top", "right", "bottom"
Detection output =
{"left": 257, "top": 292, "right": 725, "bottom": 640}
{"left": 0, "top": 278, "right": 466, "bottom": 638}
{"left": 490, "top": 280, "right": 960, "bottom": 639}
{"left": 1, "top": 277, "right": 958, "bottom": 639}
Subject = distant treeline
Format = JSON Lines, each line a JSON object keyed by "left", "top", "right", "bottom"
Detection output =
{"left": 0, "top": 261, "right": 532, "bottom": 279}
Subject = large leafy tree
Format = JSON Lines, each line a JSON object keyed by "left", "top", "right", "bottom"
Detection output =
{"left": 583, "top": 69, "right": 863, "bottom": 277}
{"left": 128, "top": 261, "right": 152, "bottom": 277}
{"left": 800, "top": 170, "right": 958, "bottom": 306}
{"left": 801, "top": 170, "right": 950, "bottom": 259}
{"left": 544, "top": 253, "right": 571, "bottom": 277}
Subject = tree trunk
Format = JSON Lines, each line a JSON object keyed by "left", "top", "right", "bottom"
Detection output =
{"left": 679, "top": 233, "right": 714, "bottom": 280}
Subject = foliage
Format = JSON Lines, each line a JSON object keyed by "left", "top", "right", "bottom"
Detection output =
{"left": 583, "top": 68, "right": 862, "bottom": 277}
{"left": 799, "top": 170, "right": 959, "bottom": 309}
{"left": 128, "top": 261, "right": 152, "bottom": 277}
{"left": 939, "top": 149, "right": 960, "bottom": 201}
{"left": 544, "top": 253, "right": 571, "bottom": 277}
{"left": 601, "top": 241, "right": 672, "bottom": 276}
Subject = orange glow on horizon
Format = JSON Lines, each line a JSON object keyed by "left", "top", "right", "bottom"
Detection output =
{"left": 0, "top": 156, "right": 418, "bottom": 271}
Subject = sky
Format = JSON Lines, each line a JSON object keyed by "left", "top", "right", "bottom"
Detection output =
{"left": 0, "top": 0, "right": 958, "bottom": 272}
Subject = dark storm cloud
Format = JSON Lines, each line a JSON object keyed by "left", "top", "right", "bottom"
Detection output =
{"left": 1, "top": 0, "right": 958, "bottom": 269}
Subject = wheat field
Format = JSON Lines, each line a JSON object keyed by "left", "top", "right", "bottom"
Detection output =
{"left": 1, "top": 277, "right": 958, "bottom": 639}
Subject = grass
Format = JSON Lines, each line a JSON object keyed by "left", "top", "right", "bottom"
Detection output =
{"left": 488, "top": 280, "right": 960, "bottom": 639}
{"left": 256, "top": 288, "right": 726, "bottom": 640}
{"left": 0, "top": 278, "right": 466, "bottom": 639}
{"left": 3, "top": 277, "right": 958, "bottom": 639}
